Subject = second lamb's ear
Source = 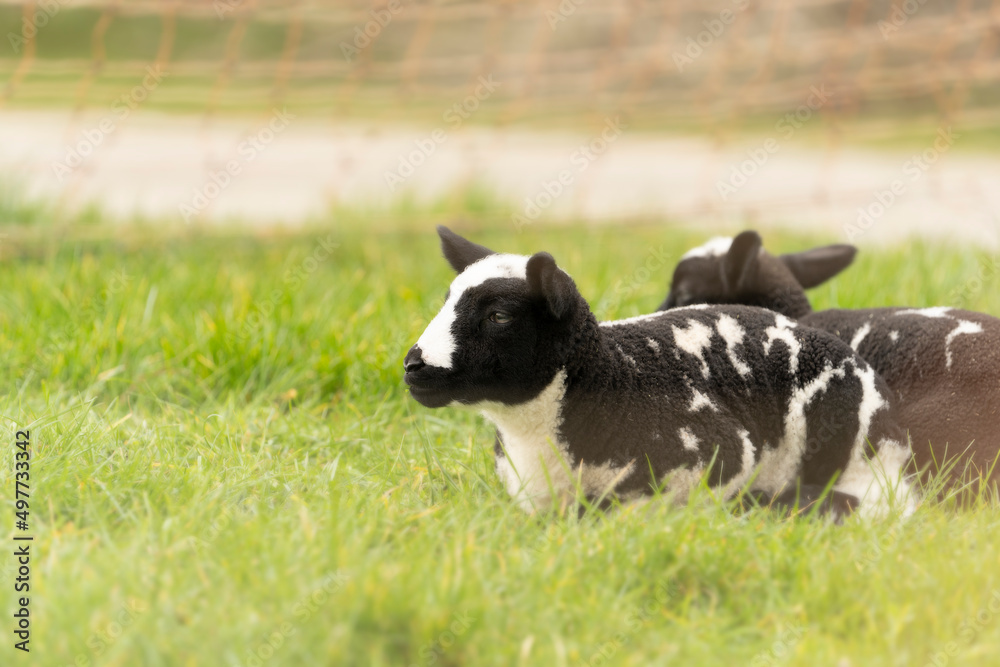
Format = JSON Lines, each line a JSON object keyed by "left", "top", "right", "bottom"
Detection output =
{"left": 438, "top": 225, "right": 496, "bottom": 273}
{"left": 526, "top": 252, "right": 577, "bottom": 320}
{"left": 722, "top": 230, "right": 763, "bottom": 293}
{"left": 780, "top": 244, "right": 858, "bottom": 289}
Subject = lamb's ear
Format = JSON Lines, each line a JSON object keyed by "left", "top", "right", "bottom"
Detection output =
{"left": 437, "top": 225, "right": 495, "bottom": 273}
{"left": 722, "top": 230, "right": 763, "bottom": 292}
{"left": 526, "top": 252, "right": 577, "bottom": 320}
{"left": 780, "top": 244, "right": 858, "bottom": 289}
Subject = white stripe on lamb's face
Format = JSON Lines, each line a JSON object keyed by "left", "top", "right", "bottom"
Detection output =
{"left": 682, "top": 236, "right": 733, "bottom": 260}
{"left": 763, "top": 314, "right": 801, "bottom": 375}
{"left": 716, "top": 314, "right": 752, "bottom": 377}
{"left": 672, "top": 319, "right": 714, "bottom": 378}
{"left": 416, "top": 254, "right": 529, "bottom": 369}
{"left": 850, "top": 322, "right": 872, "bottom": 351}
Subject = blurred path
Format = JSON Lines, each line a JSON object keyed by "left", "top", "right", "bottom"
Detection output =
{"left": 1, "top": 110, "right": 998, "bottom": 248}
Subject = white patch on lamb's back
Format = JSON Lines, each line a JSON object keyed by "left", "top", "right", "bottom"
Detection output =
{"left": 892, "top": 307, "right": 984, "bottom": 369}
{"left": 616, "top": 344, "right": 637, "bottom": 367}
{"left": 682, "top": 237, "right": 733, "bottom": 260}
{"left": 896, "top": 306, "right": 953, "bottom": 319}
{"left": 753, "top": 362, "right": 846, "bottom": 494}
{"left": 850, "top": 322, "right": 872, "bottom": 351}
{"left": 416, "top": 253, "right": 529, "bottom": 369}
{"left": 678, "top": 427, "right": 700, "bottom": 452}
{"left": 482, "top": 370, "right": 633, "bottom": 512}
{"left": 672, "top": 319, "right": 714, "bottom": 378}
{"left": 722, "top": 430, "right": 758, "bottom": 498}
{"left": 599, "top": 306, "right": 709, "bottom": 328}
{"left": 763, "top": 314, "right": 801, "bottom": 375}
{"left": 600, "top": 312, "right": 668, "bottom": 327}
{"left": 660, "top": 465, "right": 706, "bottom": 505}
{"left": 689, "top": 389, "right": 719, "bottom": 413}
{"left": 944, "top": 320, "right": 984, "bottom": 369}
{"left": 716, "top": 314, "right": 752, "bottom": 377}
{"left": 889, "top": 330, "right": 900, "bottom": 343}
{"left": 853, "top": 364, "right": 887, "bottom": 447}
{"left": 647, "top": 338, "right": 660, "bottom": 354}
{"left": 829, "top": 364, "right": 913, "bottom": 518}
{"left": 835, "top": 438, "right": 915, "bottom": 519}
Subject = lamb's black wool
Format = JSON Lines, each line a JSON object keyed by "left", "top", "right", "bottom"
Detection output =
{"left": 404, "top": 227, "right": 914, "bottom": 518}
{"left": 661, "top": 230, "right": 1000, "bottom": 487}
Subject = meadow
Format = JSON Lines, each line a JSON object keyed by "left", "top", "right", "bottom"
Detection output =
{"left": 1, "top": 218, "right": 999, "bottom": 666}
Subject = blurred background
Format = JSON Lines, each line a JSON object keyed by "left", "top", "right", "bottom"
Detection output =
{"left": 1, "top": 0, "right": 999, "bottom": 246}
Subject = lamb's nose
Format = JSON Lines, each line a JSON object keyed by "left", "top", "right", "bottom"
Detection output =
{"left": 404, "top": 345, "right": 426, "bottom": 373}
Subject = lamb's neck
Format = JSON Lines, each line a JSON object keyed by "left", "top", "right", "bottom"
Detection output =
{"left": 478, "top": 369, "right": 568, "bottom": 445}
{"left": 562, "top": 311, "right": 621, "bottom": 386}
{"left": 564, "top": 317, "right": 647, "bottom": 394}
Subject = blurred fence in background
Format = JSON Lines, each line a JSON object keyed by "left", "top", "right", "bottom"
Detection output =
{"left": 3, "top": 0, "right": 1000, "bottom": 132}
{"left": 2, "top": 0, "right": 1000, "bottom": 243}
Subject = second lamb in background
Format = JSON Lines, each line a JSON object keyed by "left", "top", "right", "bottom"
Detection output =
{"left": 661, "top": 230, "right": 1000, "bottom": 491}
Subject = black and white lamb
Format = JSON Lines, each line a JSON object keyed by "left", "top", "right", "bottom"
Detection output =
{"left": 403, "top": 226, "right": 915, "bottom": 518}
{"left": 661, "top": 230, "right": 1000, "bottom": 488}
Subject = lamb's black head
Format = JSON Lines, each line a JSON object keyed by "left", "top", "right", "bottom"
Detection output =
{"left": 405, "top": 226, "right": 585, "bottom": 409}
{"left": 659, "top": 230, "right": 857, "bottom": 319}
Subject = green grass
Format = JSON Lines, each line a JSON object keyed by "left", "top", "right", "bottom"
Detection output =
{"left": 1, "top": 220, "right": 999, "bottom": 666}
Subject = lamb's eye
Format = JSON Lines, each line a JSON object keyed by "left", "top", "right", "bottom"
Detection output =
{"left": 488, "top": 311, "right": 513, "bottom": 324}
